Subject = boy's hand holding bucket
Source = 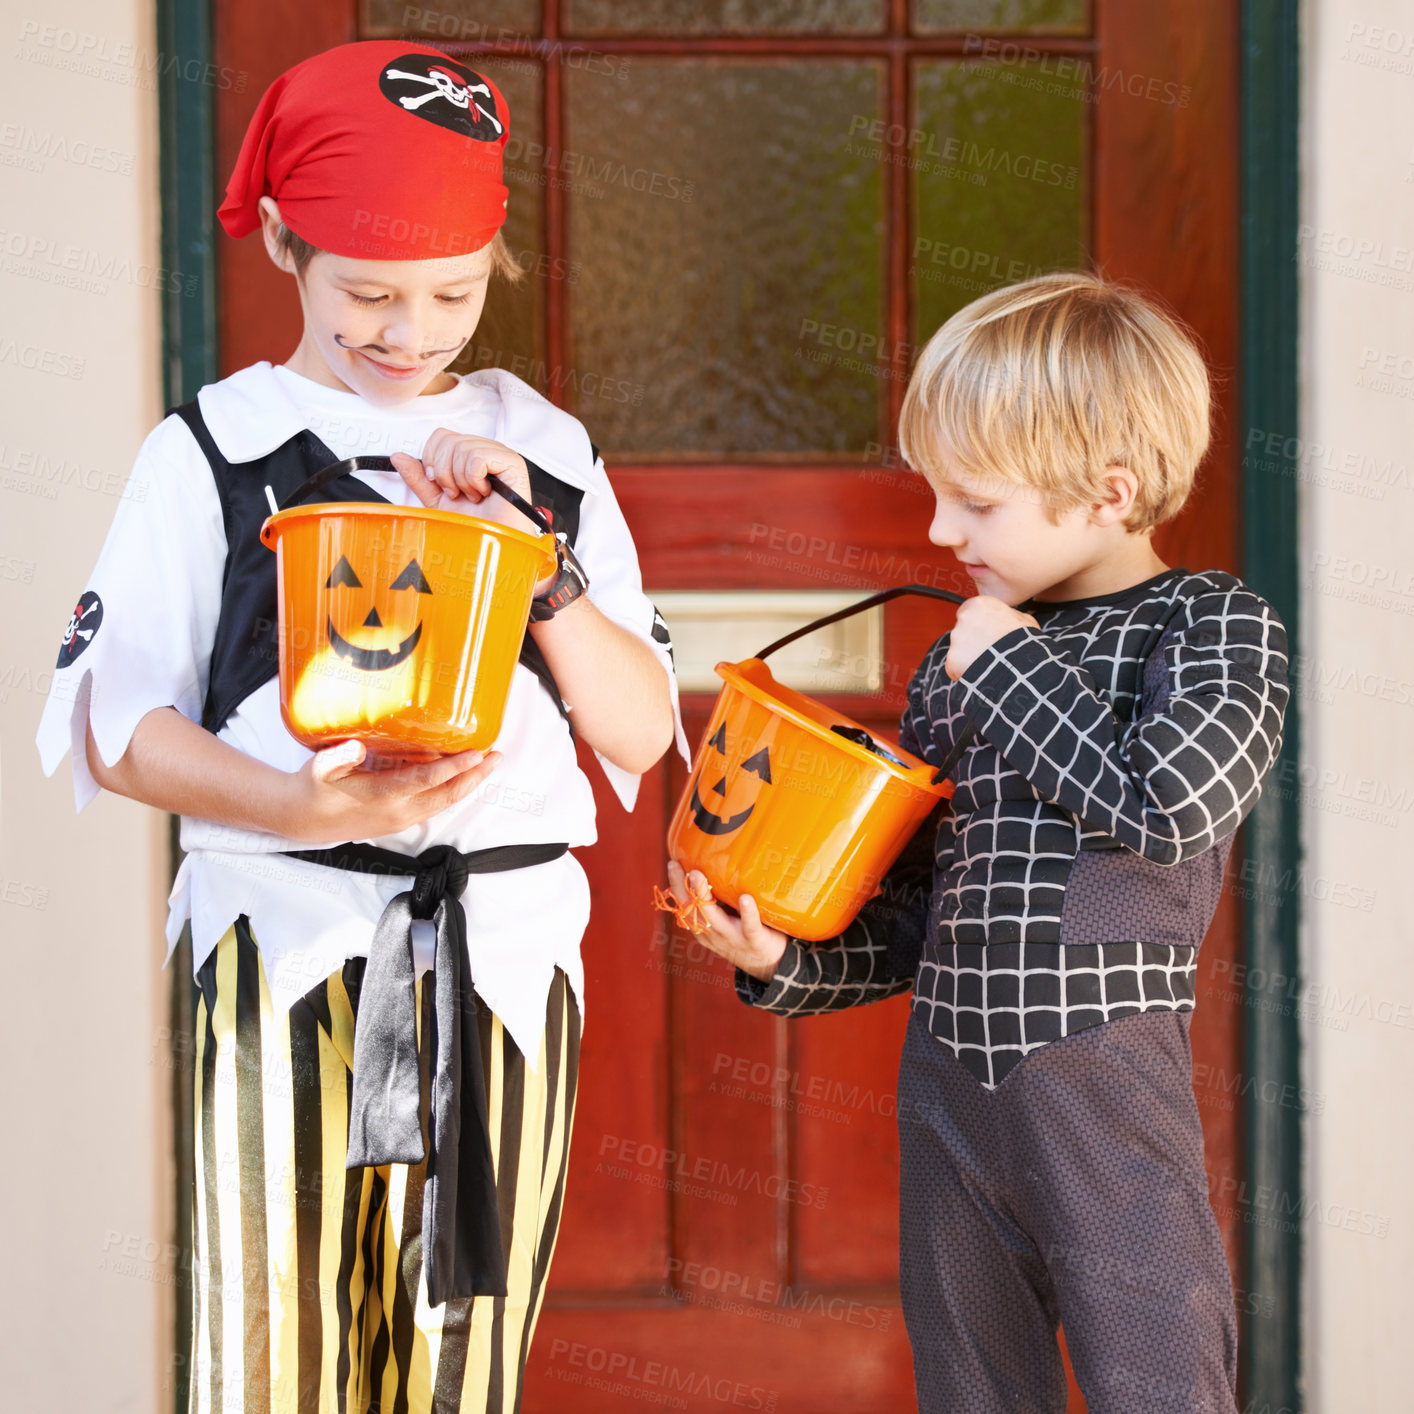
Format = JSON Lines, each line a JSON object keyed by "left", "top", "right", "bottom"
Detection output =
{"left": 392, "top": 431, "right": 557, "bottom": 594}
{"left": 293, "top": 737, "right": 500, "bottom": 841}
{"left": 392, "top": 432, "right": 553, "bottom": 580}
{"left": 664, "top": 860, "right": 788, "bottom": 983}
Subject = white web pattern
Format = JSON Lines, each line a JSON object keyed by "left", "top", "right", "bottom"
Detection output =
{"left": 738, "top": 572, "right": 1286, "bottom": 1086}
{"left": 913, "top": 943, "right": 1197, "bottom": 1089}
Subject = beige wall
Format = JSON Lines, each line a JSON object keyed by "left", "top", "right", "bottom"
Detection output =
{"left": 1301, "top": 2, "right": 1414, "bottom": 1410}
{"left": 0, "top": 1, "right": 173, "bottom": 1408}
{"left": 3, "top": 2, "right": 1412, "bottom": 1410}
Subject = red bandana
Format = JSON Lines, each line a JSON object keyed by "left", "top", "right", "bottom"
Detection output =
{"left": 218, "top": 41, "right": 510, "bottom": 262}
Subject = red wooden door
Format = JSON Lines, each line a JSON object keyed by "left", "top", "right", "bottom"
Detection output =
{"left": 214, "top": 4, "right": 1241, "bottom": 1410}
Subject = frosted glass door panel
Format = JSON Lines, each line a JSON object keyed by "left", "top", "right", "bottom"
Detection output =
{"left": 566, "top": 61, "right": 885, "bottom": 455}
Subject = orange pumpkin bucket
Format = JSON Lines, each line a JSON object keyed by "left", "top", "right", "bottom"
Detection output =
{"left": 663, "top": 586, "right": 969, "bottom": 942}
{"left": 260, "top": 457, "right": 558, "bottom": 761}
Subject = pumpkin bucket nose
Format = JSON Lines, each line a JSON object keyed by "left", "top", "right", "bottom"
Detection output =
{"left": 260, "top": 459, "right": 556, "bottom": 761}
{"left": 663, "top": 585, "right": 967, "bottom": 942}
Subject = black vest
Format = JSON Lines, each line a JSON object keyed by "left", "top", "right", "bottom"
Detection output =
{"left": 170, "top": 400, "right": 584, "bottom": 735}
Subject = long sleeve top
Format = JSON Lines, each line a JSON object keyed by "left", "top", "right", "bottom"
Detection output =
{"left": 737, "top": 568, "right": 1290, "bottom": 1088}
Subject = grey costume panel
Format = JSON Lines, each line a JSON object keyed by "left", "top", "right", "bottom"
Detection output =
{"left": 897, "top": 1010, "right": 1238, "bottom": 1414}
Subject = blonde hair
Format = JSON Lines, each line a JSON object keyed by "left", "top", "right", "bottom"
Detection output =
{"left": 898, "top": 272, "right": 1211, "bottom": 531}
{"left": 276, "top": 224, "right": 524, "bottom": 284}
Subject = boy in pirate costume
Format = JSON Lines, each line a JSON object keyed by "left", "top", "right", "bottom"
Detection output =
{"left": 667, "top": 275, "right": 1289, "bottom": 1414}
{"left": 38, "top": 41, "right": 685, "bottom": 1414}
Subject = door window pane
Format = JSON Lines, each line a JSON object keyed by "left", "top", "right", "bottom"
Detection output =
{"left": 911, "top": 60, "right": 1086, "bottom": 342}
{"left": 450, "top": 60, "right": 546, "bottom": 385}
{"left": 912, "top": 0, "right": 1087, "bottom": 32}
{"left": 362, "top": 0, "right": 542, "bottom": 39}
{"left": 567, "top": 1, "right": 883, "bottom": 36}
{"left": 566, "top": 61, "right": 885, "bottom": 456}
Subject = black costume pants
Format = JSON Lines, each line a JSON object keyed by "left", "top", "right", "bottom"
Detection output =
{"left": 897, "top": 1010, "right": 1239, "bottom": 1414}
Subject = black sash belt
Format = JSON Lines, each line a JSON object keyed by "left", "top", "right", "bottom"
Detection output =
{"left": 283, "top": 840, "right": 569, "bottom": 1305}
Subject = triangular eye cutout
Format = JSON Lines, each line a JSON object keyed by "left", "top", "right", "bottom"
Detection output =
{"left": 390, "top": 558, "right": 432, "bottom": 593}
{"left": 708, "top": 722, "right": 727, "bottom": 754}
{"left": 326, "top": 555, "right": 361, "bottom": 589}
{"left": 741, "top": 747, "right": 772, "bottom": 783}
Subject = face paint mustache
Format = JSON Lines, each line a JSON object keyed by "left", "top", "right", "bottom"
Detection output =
{"left": 334, "top": 333, "right": 468, "bottom": 362}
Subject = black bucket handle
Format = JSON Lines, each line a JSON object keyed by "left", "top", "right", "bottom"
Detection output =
{"left": 752, "top": 582, "right": 974, "bottom": 786}
{"left": 754, "top": 583, "right": 965, "bottom": 659}
{"left": 274, "top": 455, "right": 555, "bottom": 538}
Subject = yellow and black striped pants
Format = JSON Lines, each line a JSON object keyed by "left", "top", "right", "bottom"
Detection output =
{"left": 190, "top": 920, "right": 580, "bottom": 1413}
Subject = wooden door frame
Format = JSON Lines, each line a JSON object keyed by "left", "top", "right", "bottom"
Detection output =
{"left": 157, "top": 1, "right": 1306, "bottom": 1408}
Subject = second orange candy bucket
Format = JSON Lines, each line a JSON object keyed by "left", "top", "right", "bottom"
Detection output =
{"left": 664, "top": 586, "right": 970, "bottom": 942}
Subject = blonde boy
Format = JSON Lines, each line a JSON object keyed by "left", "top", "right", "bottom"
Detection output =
{"left": 671, "top": 273, "right": 1289, "bottom": 1414}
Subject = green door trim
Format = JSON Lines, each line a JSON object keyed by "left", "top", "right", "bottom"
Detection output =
{"left": 1240, "top": 2, "right": 1302, "bottom": 1409}
{"left": 157, "top": 1, "right": 219, "bottom": 1409}
{"left": 158, "top": 0, "right": 219, "bottom": 411}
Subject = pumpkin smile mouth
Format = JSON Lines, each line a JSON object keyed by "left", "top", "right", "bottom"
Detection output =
{"left": 689, "top": 779, "right": 757, "bottom": 836}
{"left": 327, "top": 617, "right": 423, "bottom": 671}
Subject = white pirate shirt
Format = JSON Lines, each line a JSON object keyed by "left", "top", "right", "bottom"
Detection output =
{"left": 36, "top": 360, "right": 688, "bottom": 1061}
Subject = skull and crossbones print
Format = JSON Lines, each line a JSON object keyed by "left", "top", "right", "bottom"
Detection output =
{"left": 379, "top": 56, "right": 502, "bottom": 140}
{"left": 384, "top": 66, "right": 502, "bottom": 131}
{"left": 56, "top": 590, "right": 103, "bottom": 668}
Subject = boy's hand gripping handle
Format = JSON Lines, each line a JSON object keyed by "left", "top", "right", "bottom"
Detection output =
{"left": 274, "top": 456, "right": 557, "bottom": 538}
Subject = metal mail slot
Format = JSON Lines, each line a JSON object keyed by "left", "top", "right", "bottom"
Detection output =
{"left": 652, "top": 590, "right": 883, "bottom": 695}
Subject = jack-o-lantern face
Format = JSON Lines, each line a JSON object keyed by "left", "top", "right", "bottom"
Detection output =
{"left": 689, "top": 721, "right": 772, "bottom": 836}
{"left": 325, "top": 553, "right": 432, "bottom": 671}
